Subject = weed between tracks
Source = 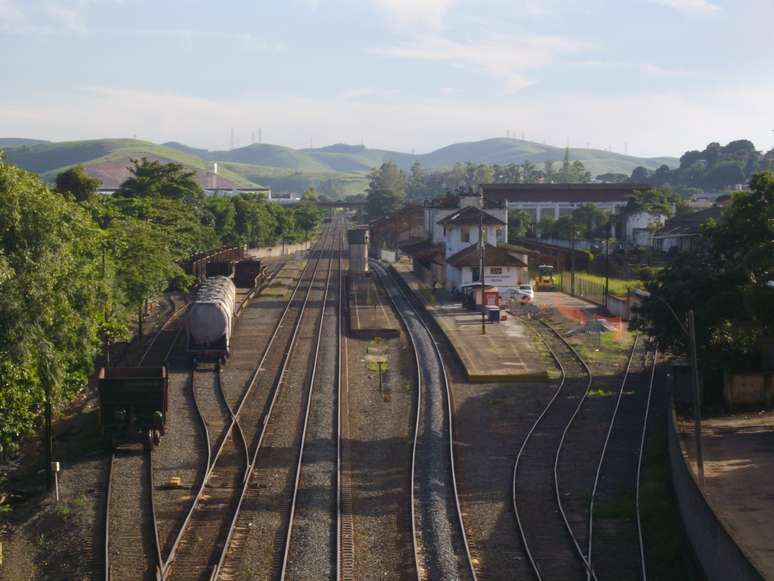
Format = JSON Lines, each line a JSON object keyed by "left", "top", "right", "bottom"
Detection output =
{"left": 640, "top": 421, "right": 697, "bottom": 580}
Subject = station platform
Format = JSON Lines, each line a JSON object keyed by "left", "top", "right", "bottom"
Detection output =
{"left": 348, "top": 272, "right": 399, "bottom": 339}
{"left": 391, "top": 262, "right": 547, "bottom": 382}
{"left": 679, "top": 412, "right": 774, "bottom": 578}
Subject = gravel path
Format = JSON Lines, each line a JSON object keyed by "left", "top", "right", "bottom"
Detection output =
{"left": 374, "top": 262, "right": 474, "bottom": 581}
{"left": 108, "top": 450, "right": 156, "bottom": 580}
{"left": 346, "top": 296, "right": 416, "bottom": 580}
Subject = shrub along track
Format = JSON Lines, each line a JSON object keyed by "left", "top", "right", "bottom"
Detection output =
{"left": 372, "top": 260, "right": 476, "bottom": 581}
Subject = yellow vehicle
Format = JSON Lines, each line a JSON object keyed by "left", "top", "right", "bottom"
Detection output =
{"left": 536, "top": 264, "right": 555, "bottom": 290}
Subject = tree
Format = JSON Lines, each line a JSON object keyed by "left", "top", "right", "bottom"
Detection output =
{"left": 633, "top": 171, "right": 774, "bottom": 372}
{"left": 596, "top": 173, "right": 629, "bottom": 183}
{"left": 407, "top": 162, "right": 431, "bottom": 200}
{"left": 0, "top": 160, "right": 106, "bottom": 456}
{"left": 537, "top": 214, "right": 556, "bottom": 237}
{"left": 365, "top": 188, "right": 405, "bottom": 221}
{"left": 367, "top": 161, "right": 406, "bottom": 197}
{"left": 117, "top": 157, "right": 205, "bottom": 208}
{"left": 572, "top": 203, "right": 609, "bottom": 239}
{"left": 508, "top": 209, "right": 533, "bottom": 241}
{"left": 55, "top": 164, "right": 101, "bottom": 202}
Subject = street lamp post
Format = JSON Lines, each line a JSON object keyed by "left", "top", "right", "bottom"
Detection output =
{"left": 480, "top": 195, "right": 487, "bottom": 335}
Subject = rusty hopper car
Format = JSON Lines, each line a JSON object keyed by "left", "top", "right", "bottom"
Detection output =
{"left": 234, "top": 259, "right": 263, "bottom": 288}
{"left": 187, "top": 275, "right": 236, "bottom": 359}
{"left": 98, "top": 367, "right": 168, "bottom": 448}
{"left": 206, "top": 260, "right": 235, "bottom": 278}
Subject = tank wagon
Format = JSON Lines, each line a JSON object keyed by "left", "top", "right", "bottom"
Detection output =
{"left": 98, "top": 367, "right": 168, "bottom": 448}
{"left": 187, "top": 275, "right": 236, "bottom": 360}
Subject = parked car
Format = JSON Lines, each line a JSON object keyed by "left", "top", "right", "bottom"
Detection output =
{"left": 516, "top": 283, "right": 534, "bottom": 302}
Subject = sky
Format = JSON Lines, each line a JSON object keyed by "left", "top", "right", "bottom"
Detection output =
{"left": 1, "top": 0, "right": 773, "bottom": 156}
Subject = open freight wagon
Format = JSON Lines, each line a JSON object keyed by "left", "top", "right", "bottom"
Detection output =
{"left": 98, "top": 367, "right": 168, "bottom": 449}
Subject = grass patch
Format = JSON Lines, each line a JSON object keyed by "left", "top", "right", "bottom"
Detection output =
{"left": 639, "top": 417, "right": 697, "bottom": 580}
{"left": 574, "top": 272, "right": 644, "bottom": 296}
{"left": 595, "top": 493, "right": 636, "bottom": 520}
{"left": 587, "top": 388, "right": 611, "bottom": 398}
{"left": 417, "top": 288, "right": 437, "bottom": 306}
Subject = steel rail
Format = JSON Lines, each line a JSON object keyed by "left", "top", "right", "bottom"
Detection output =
{"left": 335, "top": 228, "right": 347, "bottom": 581}
{"left": 279, "top": 226, "right": 337, "bottom": 579}
{"left": 370, "top": 262, "right": 422, "bottom": 581}
{"left": 586, "top": 334, "right": 641, "bottom": 579}
{"left": 137, "top": 297, "right": 189, "bottom": 367}
{"left": 511, "top": 323, "right": 571, "bottom": 580}
{"left": 373, "top": 260, "right": 477, "bottom": 581}
{"left": 106, "top": 298, "right": 186, "bottom": 580}
{"left": 511, "top": 317, "right": 598, "bottom": 580}
{"left": 636, "top": 349, "right": 658, "bottom": 581}
{"left": 209, "top": 227, "right": 337, "bottom": 579}
{"left": 162, "top": 229, "right": 330, "bottom": 575}
{"left": 541, "top": 317, "right": 600, "bottom": 581}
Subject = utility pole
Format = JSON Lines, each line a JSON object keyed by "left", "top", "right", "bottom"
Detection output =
{"left": 604, "top": 224, "right": 610, "bottom": 309}
{"left": 44, "top": 379, "right": 52, "bottom": 491}
{"left": 688, "top": 310, "right": 705, "bottom": 487}
{"left": 479, "top": 192, "right": 486, "bottom": 335}
{"left": 570, "top": 213, "right": 576, "bottom": 296}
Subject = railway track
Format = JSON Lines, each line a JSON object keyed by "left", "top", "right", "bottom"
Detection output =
{"left": 588, "top": 345, "right": 659, "bottom": 580}
{"left": 105, "top": 290, "right": 188, "bottom": 580}
{"left": 280, "top": 231, "right": 342, "bottom": 579}
{"left": 160, "top": 223, "right": 341, "bottom": 580}
{"left": 513, "top": 315, "right": 658, "bottom": 581}
{"left": 211, "top": 225, "right": 341, "bottom": 579}
{"left": 372, "top": 260, "right": 477, "bottom": 581}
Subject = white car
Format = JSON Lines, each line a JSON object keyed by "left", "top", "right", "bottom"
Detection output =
{"left": 515, "top": 283, "right": 534, "bottom": 302}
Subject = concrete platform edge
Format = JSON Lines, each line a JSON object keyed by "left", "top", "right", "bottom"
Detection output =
{"left": 387, "top": 264, "right": 550, "bottom": 384}
{"left": 668, "top": 400, "right": 765, "bottom": 581}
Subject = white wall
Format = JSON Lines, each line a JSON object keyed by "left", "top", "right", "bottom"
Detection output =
{"left": 625, "top": 211, "right": 666, "bottom": 245}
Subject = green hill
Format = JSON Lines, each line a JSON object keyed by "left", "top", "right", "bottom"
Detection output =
{"left": 415, "top": 138, "right": 676, "bottom": 176}
{"left": 3, "top": 139, "right": 256, "bottom": 188}
{"left": 2, "top": 136, "right": 679, "bottom": 194}
{"left": 0, "top": 138, "right": 49, "bottom": 148}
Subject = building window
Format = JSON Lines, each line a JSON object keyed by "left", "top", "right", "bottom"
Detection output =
{"left": 496, "top": 227, "right": 503, "bottom": 243}
{"left": 490, "top": 267, "right": 502, "bottom": 275}
{"left": 471, "top": 267, "right": 480, "bottom": 282}
{"left": 461, "top": 226, "right": 470, "bottom": 243}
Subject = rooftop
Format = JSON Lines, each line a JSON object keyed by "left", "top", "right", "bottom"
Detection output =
{"left": 481, "top": 183, "right": 652, "bottom": 203}
{"left": 446, "top": 243, "right": 528, "bottom": 268}
{"left": 652, "top": 206, "right": 722, "bottom": 239}
{"left": 437, "top": 205, "right": 505, "bottom": 226}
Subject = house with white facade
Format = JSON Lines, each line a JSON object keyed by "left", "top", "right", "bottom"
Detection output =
{"left": 419, "top": 192, "right": 528, "bottom": 293}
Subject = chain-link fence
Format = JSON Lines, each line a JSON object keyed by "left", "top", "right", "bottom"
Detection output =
{"left": 557, "top": 271, "right": 605, "bottom": 306}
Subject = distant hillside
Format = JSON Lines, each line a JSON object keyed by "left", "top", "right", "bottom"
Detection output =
{"left": 0, "top": 138, "right": 49, "bottom": 147}
{"left": 3, "top": 136, "right": 679, "bottom": 193}
{"left": 169, "top": 137, "right": 677, "bottom": 176}
{"left": 3, "top": 139, "right": 256, "bottom": 188}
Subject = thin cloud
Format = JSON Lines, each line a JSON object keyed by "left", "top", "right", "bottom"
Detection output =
{"left": 6, "top": 84, "right": 772, "bottom": 156}
{"left": 372, "top": 0, "right": 454, "bottom": 30}
{"left": 370, "top": 33, "right": 587, "bottom": 93}
{"left": 649, "top": 0, "right": 721, "bottom": 15}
